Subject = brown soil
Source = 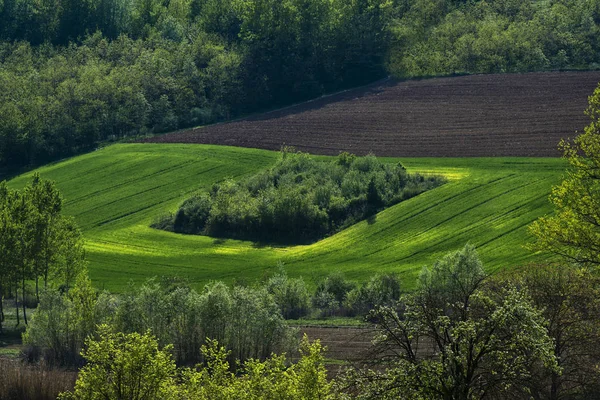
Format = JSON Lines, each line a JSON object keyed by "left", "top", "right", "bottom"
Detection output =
{"left": 142, "top": 71, "right": 600, "bottom": 157}
{"left": 298, "top": 326, "right": 375, "bottom": 363}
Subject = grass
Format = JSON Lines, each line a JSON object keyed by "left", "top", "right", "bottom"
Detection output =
{"left": 8, "top": 144, "right": 565, "bottom": 291}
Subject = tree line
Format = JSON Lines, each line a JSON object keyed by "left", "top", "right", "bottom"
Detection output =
{"left": 0, "top": 0, "right": 391, "bottom": 170}
{"left": 0, "top": 174, "right": 85, "bottom": 332}
{"left": 21, "top": 245, "right": 600, "bottom": 399}
{"left": 3, "top": 0, "right": 600, "bottom": 170}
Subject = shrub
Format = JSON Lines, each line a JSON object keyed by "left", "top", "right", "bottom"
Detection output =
{"left": 112, "top": 280, "right": 294, "bottom": 365}
{"left": 313, "top": 272, "right": 355, "bottom": 317}
{"left": 58, "top": 326, "right": 178, "bottom": 400}
{"left": 266, "top": 273, "right": 311, "bottom": 320}
{"left": 345, "top": 273, "right": 402, "bottom": 316}
{"left": 22, "top": 274, "right": 113, "bottom": 366}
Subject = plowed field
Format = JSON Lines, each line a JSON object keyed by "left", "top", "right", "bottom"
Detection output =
{"left": 144, "top": 71, "right": 600, "bottom": 157}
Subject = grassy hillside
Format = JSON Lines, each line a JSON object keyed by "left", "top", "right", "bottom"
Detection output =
{"left": 9, "top": 144, "right": 565, "bottom": 291}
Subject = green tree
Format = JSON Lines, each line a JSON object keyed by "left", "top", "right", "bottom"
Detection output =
{"left": 512, "top": 264, "right": 600, "bottom": 399}
{"left": 348, "top": 244, "right": 558, "bottom": 399}
{"left": 179, "top": 335, "right": 335, "bottom": 399}
{"left": 266, "top": 269, "right": 311, "bottom": 319}
{"left": 530, "top": 84, "right": 600, "bottom": 266}
{"left": 22, "top": 272, "right": 112, "bottom": 365}
{"left": 59, "top": 325, "right": 178, "bottom": 400}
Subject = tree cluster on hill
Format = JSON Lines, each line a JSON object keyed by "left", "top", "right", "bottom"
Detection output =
{"left": 156, "top": 151, "right": 444, "bottom": 243}
{"left": 2, "top": 0, "right": 600, "bottom": 170}
{"left": 0, "top": 0, "right": 391, "bottom": 169}
{"left": 0, "top": 174, "right": 84, "bottom": 332}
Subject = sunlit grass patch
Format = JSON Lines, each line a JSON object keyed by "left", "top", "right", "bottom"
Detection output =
{"left": 9, "top": 144, "right": 565, "bottom": 291}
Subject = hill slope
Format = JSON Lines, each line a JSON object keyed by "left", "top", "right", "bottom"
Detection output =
{"left": 9, "top": 144, "right": 564, "bottom": 290}
{"left": 144, "top": 71, "right": 600, "bottom": 157}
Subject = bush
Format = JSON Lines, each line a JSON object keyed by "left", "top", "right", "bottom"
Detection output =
{"left": 345, "top": 273, "right": 402, "bottom": 316}
{"left": 313, "top": 272, "right": 355, "bottom": 317}
{"left": 112, "top": 280, "right": 294, "bottom": 365}
{"left": 58, "top": 326, "right": 178, "bottom": 400}
{"left": 22, "top": 274, "right": 113, "bottom": 366}
{"left": 266, "top": 272, "right": 311, "bottom": 320}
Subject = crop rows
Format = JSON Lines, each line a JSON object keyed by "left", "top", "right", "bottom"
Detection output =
{"left": 9, "top": 146, "right": 565, "bottom": 291}
{"left": 144, "top": 72, "right": 600, "bottom": 157}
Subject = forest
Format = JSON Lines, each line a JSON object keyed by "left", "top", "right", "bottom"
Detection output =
{"left": 1, "top": 0, "right": 600, "bottom": 170}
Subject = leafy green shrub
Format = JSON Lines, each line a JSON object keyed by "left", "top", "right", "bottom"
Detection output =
{"left": 313, "top": 272, "right": 355, "bottom": 317}
{"left": 266, "top": 272, "right": 311, "bottom": 320}
{"left": 164, "top": 150, "right": 444, "bottom": 243}
{"left": 60, "top": 332, "right": 335, "bottom": 400}
{"left": 345, "top": 273, "right": 401, "bottom": 316}
{"left": 112, "top": 280, "right": 294, "bottom": 365}
{"left": 58, "top": 325, "right": 178, "bottom": 400}
{"left": 177, "top": 336, "right": 335, "bottom": 400}
{"left": 22, "top": 274, "right": 114, "bottom": 366}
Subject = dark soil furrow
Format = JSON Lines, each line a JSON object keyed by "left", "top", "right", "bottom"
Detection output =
{"left": 143, "top": 72, "right": 600, "bottom": 157}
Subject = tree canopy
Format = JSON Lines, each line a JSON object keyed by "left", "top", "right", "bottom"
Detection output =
{"left": 2, "top": 0, "right": 600, "bottom": 170}
{"left": 530, "top": 84, "right": 600, "bottom": 266}
{"left": 0, "top": 174, "right": 85, "bottom": 331}
{"left": 345, "top": 244, "right": 558, "bottom": 399}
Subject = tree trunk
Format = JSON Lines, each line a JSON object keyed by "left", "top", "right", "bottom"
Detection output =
{"left": 22, "top": 270, "right": 27, "bottom": 325}
{"left": 0, "top": 281, "right": 4, "bottom": 333}
{"left": 35, "top": 275, "right": 39, "bottom": 304}
{"left": 14, "top": 281, "right": 20, "bottom": 327}
{"left": 44, "top": 225, "right": 50, "bottom": 288}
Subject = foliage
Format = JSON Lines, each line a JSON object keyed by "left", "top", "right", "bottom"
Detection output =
{"left": 344, "top": 273, "right": 401, "bottom": 316}
{"left": 0, "top": 33, "right": 242, "bottom": 168}
{"left": 3, "top": 0, "right": 598, "bottom": 169}
{"left": 509, "top": 264, "right": 600, "bottom": 398}
{"left": 111, "top": 280, "right": 294, "bottom": 365}
{"left": 345, "top": 245, "right": 558, "bottom": 399}
{"left": 530, "top": 83, "right": 600, "bottom": 266}
{"left": 58, "top": 325, "right": 178, "bottom": 400}
{"left": 22, "top": 273, "right": 113, "bottom": 365}
{"left": 0, "top": 0, "right": 392, "bottom": 169}
{"left": 60, "top": 332, "right": 335, "bottom": 400}
{"left": 178, "top": 336, "right": 336, "bottom": 399}
{"left": 265, "top": 269, "right": 311, "bottom": 320}
{"left": 313, "top": 271, "right": 356, "bottom": 317}
{"left": 388, "top": 0, "right": 600, "bottom": 78}
{"left": 163, "top": 150, "right": 444, "bottom": 243}
{"left": 0, "top": 174, "right": 85, "bottom": 331}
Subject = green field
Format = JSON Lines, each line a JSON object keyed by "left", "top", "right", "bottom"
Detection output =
{"left": 8, "top": 144, "right": 565, "bottom": 291}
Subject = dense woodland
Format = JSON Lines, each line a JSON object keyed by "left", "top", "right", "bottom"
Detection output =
{"left": 157, "top": 151, "right": 444, "bottom": 243}
{"left": 2, "top": 0, "right": 600, "bottom": 170}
